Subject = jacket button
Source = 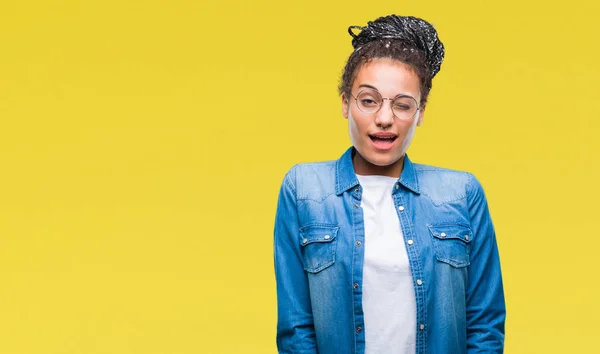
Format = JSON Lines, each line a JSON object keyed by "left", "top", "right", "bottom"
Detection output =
{"left": 420, "top": 324, "right": 425, "bottom": 330}
{"left": 398, "top": 206, "right": 405, "bottom": 211}
{"left": 416, "top": 279, "right": 423, "bottom": 286}
{"left": 324, "top": 235, "right": 330, "bottom": 240}
{"left": 440, "top": 232, "right": 446, "bottom": 237}
{"left": 355, "top": 241, "right": 362, "bottom": 247}
{"left": 356, "top": 327, "right": 362, "bottom": 332}
{"left": 407, "top": 240, "right": 414, "bottom": 245}
{"left": 353, "top": 283, "right": 359, "bottom": 289}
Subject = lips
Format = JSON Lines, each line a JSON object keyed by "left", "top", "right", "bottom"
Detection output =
{"left": 369, "top": 132, "right": 398, "bottom": 150}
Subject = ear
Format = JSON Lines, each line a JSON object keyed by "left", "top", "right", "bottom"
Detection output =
{"left": 341, "top": 93, "right": 349, "bottom": 119}
{"left": 416, "top": 106, "right": 425, "bottom": 126}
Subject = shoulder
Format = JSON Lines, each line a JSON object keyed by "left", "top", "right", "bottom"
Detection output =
{"left": 412, "top": 162, "right": 482, "bottom": 204}
{"left": 281, "top": 160, "right": 337, "bottom": 201}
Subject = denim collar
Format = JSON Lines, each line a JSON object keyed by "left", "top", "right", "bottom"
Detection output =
{"left": 335, "top": 147, "right": 420, "bottom": 195}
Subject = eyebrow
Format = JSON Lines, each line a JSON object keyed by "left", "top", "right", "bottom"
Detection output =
{"left": 357, "top": 84, "right": 416, "bottom": 100}
{"left": 357, "top": 84, "right": 379, "bottom": 91}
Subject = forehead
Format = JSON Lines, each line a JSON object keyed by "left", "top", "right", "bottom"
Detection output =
{"left": 353, "top": 58, "right": 421, "bottom": 97}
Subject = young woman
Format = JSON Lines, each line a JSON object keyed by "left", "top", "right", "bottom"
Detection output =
{"left": 274, "top": 15, "right": 505, "bottom": 354}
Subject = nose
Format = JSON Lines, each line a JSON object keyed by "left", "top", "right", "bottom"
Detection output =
{"left": 374, "top": 98, "right": 395, "bottom": 128}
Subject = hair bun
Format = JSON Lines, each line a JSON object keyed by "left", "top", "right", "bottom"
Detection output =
{"left": 348, "top": 15, "right": 445, "bottom": 78}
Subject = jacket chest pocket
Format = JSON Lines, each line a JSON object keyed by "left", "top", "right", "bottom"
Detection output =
{"left": 299, "top": 225, "right": 339, "bottom": 273}
{"left": 428, "top": 224, "right": 472, "bottom": 268}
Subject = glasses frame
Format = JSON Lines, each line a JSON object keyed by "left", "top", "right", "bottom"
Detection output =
{"left": 349, "top": 89, "right": 421, "bottom": 121}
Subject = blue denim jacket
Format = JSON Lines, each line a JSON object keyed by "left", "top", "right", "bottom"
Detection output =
{"left": 274, "top": 147, "right": 505, "bottom": 354}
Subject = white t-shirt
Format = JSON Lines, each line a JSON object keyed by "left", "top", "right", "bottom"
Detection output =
{"left": 356, "top": 174, "right": 417, "bottom": 354}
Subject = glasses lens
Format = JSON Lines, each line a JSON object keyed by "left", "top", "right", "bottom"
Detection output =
{"left": 392, "top": 96, "right": 418, "bottom": 120}
{"left": 356, "top": 89, "right": 382, "bottom": 114}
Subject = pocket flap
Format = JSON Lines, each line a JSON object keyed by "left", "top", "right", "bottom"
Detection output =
{"left": 428, "top": 224, "right": 472, "bottom": 243}
{"left": 299, "top": 225, "right": 339, "bottom": 246}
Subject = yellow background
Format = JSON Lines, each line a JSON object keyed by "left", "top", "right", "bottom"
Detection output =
{"left": 1, "top": 0, "right": 599, "bottom": 353}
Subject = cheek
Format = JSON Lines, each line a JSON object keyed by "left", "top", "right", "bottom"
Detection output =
{"left": 347, "top": 111, "right": 369, "bottom": 146}
{"left": 349, "top": 110, "right": 369, "bottom": 130}
{"left": 348, "top": 115, "right": 360, "bottom": 145}
{"left": 399, "top": 121, "right": 419, "bottom": 150}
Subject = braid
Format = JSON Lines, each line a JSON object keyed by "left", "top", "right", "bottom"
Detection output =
{"left": 348, "top": 15, "right": 445, "bottom": 79}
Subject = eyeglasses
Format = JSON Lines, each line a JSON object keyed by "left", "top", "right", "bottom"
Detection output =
{"left": 349, "top": 88, "right": 420, "bottom": 121}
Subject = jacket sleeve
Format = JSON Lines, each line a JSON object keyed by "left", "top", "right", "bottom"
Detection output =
{"left": 274, "top": 170, "right": 318, "bottom": 354}
{"left": 465, "top": 173, "right": 506, "bottom": 353}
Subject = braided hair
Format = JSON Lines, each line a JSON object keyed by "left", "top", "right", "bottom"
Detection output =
{"left": 339, "top": 15, "right": 445, "bottom": 106}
